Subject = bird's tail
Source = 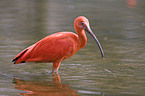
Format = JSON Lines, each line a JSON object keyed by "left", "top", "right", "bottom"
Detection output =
{"left": 12, "top": 49, "right": 28, "bottom": 64}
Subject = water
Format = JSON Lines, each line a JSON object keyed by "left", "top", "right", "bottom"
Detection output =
{"left": 0, "top": 0, "right": 145, "bottom": 96}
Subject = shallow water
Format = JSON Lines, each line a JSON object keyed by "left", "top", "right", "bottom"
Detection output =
{"left": 0, "top": 0, "right": 145, "bottom": 96}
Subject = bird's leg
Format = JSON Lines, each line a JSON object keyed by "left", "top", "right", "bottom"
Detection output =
{"left": 52, "top": 72, "right": 61, "bottom": 84}
{"left": 52, "top": 61, "right": 61, "bottom": 73}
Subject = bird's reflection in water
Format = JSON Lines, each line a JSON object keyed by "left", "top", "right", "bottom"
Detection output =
{"left": 13, "top": 74, "right": 79, "bottom": 96}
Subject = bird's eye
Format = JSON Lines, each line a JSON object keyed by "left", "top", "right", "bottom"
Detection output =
{"left": 81, "top": 22, "right": 85, "bottom": 25}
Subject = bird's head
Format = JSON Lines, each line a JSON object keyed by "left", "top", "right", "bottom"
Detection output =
{"left": 74, "top": 16, "right": 104, "bottom": 57}
{"left": 74, "top": 16, "right": 89, "bottom": 29}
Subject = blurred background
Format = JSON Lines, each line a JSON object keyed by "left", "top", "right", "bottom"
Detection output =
{"left": 0, "top": 0, "right": 145, "bottom": 96}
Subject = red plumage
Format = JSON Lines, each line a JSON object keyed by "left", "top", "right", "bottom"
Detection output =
{"left": 12, "top": 16, "right": 104, "bottom": 72}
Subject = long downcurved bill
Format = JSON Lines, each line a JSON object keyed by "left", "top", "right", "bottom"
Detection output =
{"left": 85, "top": 25, "right": 104, "bottom": 57}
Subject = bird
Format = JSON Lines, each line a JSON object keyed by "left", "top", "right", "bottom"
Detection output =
{"left": 12, "top": 16, "right": 104, "bottom": 72}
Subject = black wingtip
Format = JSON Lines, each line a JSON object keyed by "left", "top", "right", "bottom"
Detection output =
{"left": 12, "top": 59, "right": 15, "bottom": 62}
{"left": 12, "top": 59, "right": 17, "bottom": 64}
{"left": 21, "top": 61, "right": 25, "bottom": 63}
{"left": 12, "top": 56, "right": 21, "bottom": 64}
{"left": 12, "top": 59, "right": 25, "bottom": 64}
{"left": 12, "top": 59, "right": 15, "bottom": 64}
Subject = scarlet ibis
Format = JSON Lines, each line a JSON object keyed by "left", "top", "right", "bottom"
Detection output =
{"left": 12, "top": 16, "right": 104, "bottom": 72}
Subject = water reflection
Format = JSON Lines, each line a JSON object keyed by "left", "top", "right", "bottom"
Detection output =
{"left": 13, "top": 74, "right": 79, "bottom": 96}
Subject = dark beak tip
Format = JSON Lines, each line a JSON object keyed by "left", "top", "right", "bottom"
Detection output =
{"left": 85, "top": 25, "right": 104, "bottom": 59}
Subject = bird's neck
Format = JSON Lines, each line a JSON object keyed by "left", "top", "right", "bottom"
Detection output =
{"left": 75, "top": 28, "right": 87, "bottom": 49}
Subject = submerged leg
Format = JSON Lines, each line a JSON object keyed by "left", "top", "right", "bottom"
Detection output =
{"left": 52, "top": 61, "right": 61, "bottom": 73}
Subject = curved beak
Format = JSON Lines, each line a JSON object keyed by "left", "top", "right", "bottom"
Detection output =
{"left": 84, "top": 25, "right": 104, "bottom": 57}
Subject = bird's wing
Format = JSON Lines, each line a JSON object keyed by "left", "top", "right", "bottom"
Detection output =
{"left": 26, "top": 33, "right": 78, "bottom": 62}
{"left": 12, "top": 44, "right": 37, "bottom": 64}
{"left": 13, "top": 32, "right": 78, "bottom": 64}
